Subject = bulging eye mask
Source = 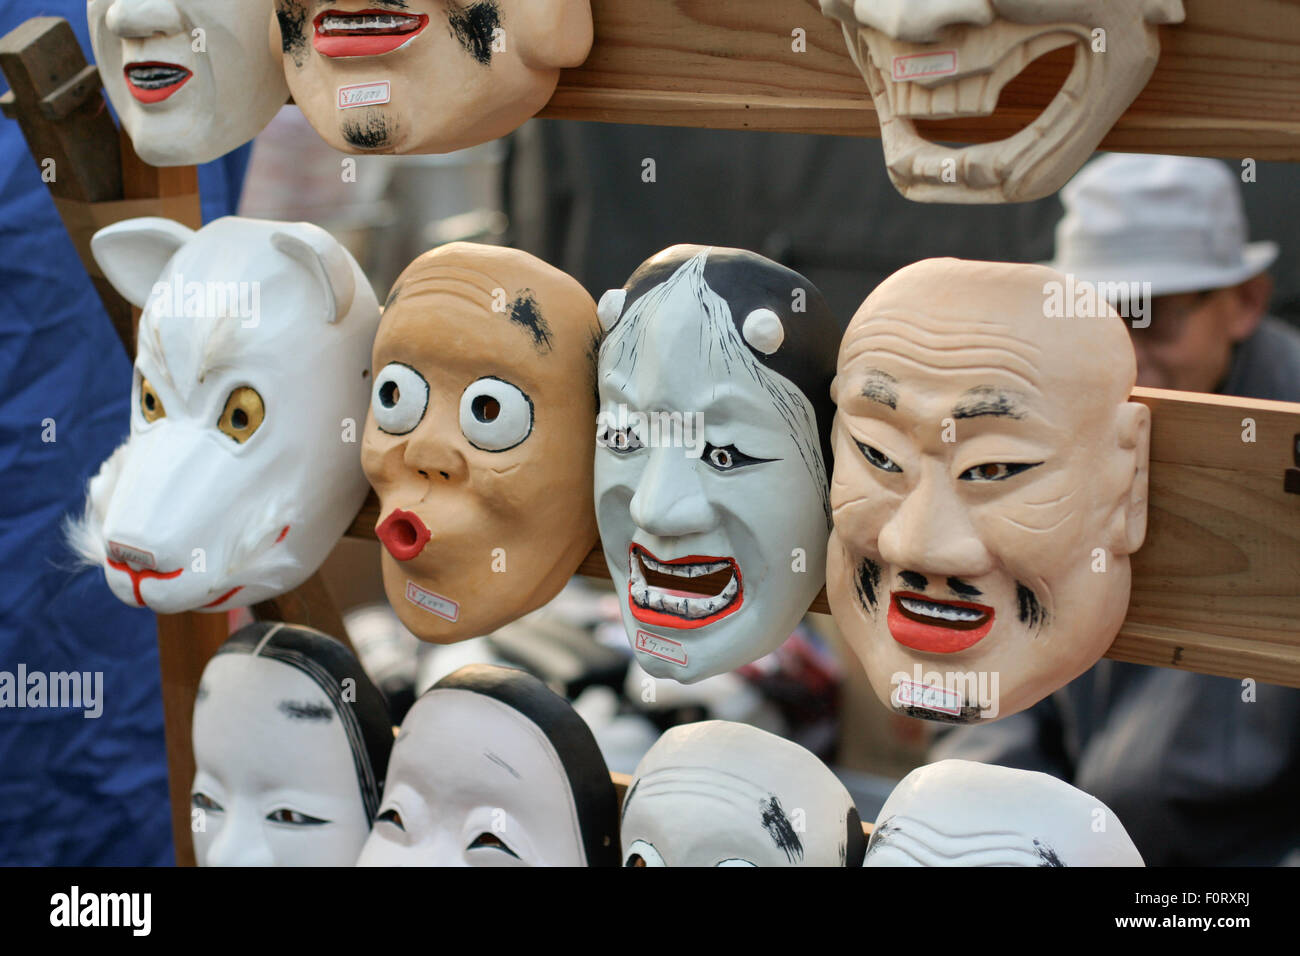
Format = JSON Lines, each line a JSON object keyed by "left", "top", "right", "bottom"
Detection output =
{"left": 88, "top": 0, "right": 289, "bottom": 166}
{"left": 273, "top": 0, "right": 593, "bottom": 155}
{"left": 594, "top": 245, "right": 842, "bottom": 684}
{"left": 70, "top": 215, "right": 380, "bottom": 613}
{"left": 865, "top": 759, "right": 1144, "bottom": 866}
{"left": 191, "top": 621, "right": 393, "bottom": 867}
{"left": 357, "top": 663, "right": 620, "bottom": 867}
{"left": 361, "top": 242, "right": 600, "bottom": 643}
{"left": 826, "top": 257, "right": 1150, "bottom": 723}
{"left": 818, "top": 0, "right": 1186, "bottom": 202}
{"left": 621, "top": 720, "right": 866, "bottom": 867}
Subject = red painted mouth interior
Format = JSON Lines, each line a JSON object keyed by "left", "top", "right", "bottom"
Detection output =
{"left": 627, "top": 545, "right": 743, "bottom": 631}
{"left": 312, "top": 9, "right": 430, "bottom": 58}
{"left": 376, "top": 509, "right": 431, "bottom": 561}
{"left": 123, "top": 61, "right": 192, "bottom": 104}
{"left": 887, "top": 590, "right": 995, "bottom": 654}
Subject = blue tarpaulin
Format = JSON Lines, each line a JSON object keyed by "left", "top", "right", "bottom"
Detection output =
{"left": 0, "top": 2, "right": 249, "bottom": 864}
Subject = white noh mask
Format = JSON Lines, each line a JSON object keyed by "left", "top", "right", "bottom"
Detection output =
{"left": 621, "top": 720, "right": 866, "bottom": 867}
{"left": 69, "top": 215, "right": 379, "bottom": 613}
{"left": 191, "top": 622, "right": 394, "bottom": 866}
{"left": 357, "top": 664, "right": 620, "bottom": 867}
{"left": 595, "top": 246, "right": 842, "bottom": 684}
{"left": 88, "top": 0, "right": 289, "bottom": 165}
{"left": 866, "top": 759, "right": 1144, "bottom": 866}
{"left": 818, "top": 0, "right": 1186, "bottom": 202}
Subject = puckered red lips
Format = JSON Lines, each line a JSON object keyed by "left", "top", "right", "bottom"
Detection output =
{"left": 124, "top": 62, "right": 192, "bottom": 104}
{"left": 313, "top": 9, "right": 430, "bottom": 58}
{"left": 627, "top": 544, "right": 743, "bottom": 630}
{"left": 376, "top": 508, "right": 431, "bottom": 562}
{"left": 887, "top": 590, "right": 995, "bottom": 654}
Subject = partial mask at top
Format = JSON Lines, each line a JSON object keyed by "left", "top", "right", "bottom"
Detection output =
{"left": 70, "top": 216, "right": 379, "bottom": 613}
{"left": 192, "top": 622, "right": 393, "bottom": 866}
{"left": 865, "top": 759, "right": 1144, "bottom": 866}
{"left": 362, "top": 242, "right": 600, "bottom": 643}
{"left": 273, "top": 0, "right": 593, "bottom": 154}
{"left": 818, "top": 0, "right": 1185, "bottom": 202}
{"left": 357, "top": 663, "right": 619, "bottom": 866}
{"left": 621, "top": 720, "right": 866, "bottom": 867}
{"left": 595, "top": 245, "right": 842, "bottom": 683}
{"left": 88, "top": 0, "right": 289, "bottom": 166}
{"left": 827, "top": 258, "right": 1150, "bottom": 723}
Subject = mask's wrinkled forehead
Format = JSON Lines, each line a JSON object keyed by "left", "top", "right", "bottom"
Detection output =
{"left": 602, "top": 249, "right": 830, "bottom": 518}
{"left": 865, "top": 815, "right": 1064, "bottom": 866}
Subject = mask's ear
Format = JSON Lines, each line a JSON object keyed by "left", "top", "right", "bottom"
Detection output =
{"left": 91, "top": 217, "right": 195, "bottom": 308}
{"left": 513, "top": 0, "right": 594, "bottom": 70}
{"left": 271, "top": 223, "right": 356, "bottom": 324}
{"left": 1112, "top": 401, "right": 1151, "bottom": 555}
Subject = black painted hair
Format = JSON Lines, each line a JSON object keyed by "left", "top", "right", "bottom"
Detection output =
{"left": 617, "top": 244, "right": 843, "bottom": 479}
{"left": 430, "top": 663, "right": 621, "bottom": 867}
{"left": 213, "top": 622, "right": 393, "bottom": 824}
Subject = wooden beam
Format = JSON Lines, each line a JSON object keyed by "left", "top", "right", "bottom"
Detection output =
{"left": 347, "top": 387, "right": 1300, "bottom": 686}
{"left": 540, "top": 0, "right": 1300, "bottom": 160}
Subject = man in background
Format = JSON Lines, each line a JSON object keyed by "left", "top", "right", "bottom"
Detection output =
{"left": 0, "top": 1, "right": 249, "bottom": 864}
{"left": 932, "top": 153, "right": 1300, "bottom": 866}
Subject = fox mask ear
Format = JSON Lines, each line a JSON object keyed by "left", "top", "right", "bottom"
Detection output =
{"left": 91, "top": 217, "right": 196, "bottom": 308}
{"left": 271, "top": 223, "right": 357, "bottom": 324}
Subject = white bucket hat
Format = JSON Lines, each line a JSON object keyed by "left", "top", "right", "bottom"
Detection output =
{"left": 1045, "top": 153, "right": 1277, "bottom": 297}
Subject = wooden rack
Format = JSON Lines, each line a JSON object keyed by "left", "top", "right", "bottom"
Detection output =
{"left": 4, "top": 0, "right": 1299, "bottom": 865}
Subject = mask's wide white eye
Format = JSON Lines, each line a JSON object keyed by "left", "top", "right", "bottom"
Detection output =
{"left": 459, "top": 376, "right": 533, "bottom": 452}
{"left": 372, "top": 362, "right": 429, "bottom": 435}
{"left": 716, "top": 858, "right": 757, "bottom": 867}
{"left": 624, "top": 839, "right": 665, "bottom": 867}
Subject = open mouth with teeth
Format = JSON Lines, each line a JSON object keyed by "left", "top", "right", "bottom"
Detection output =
{"left": 887, "top": 591, "right": 994, "bottom": 653}
{"left": 855, "top": 25, "right": 1093, "bottom": 199}
{"left": 124, "top": 62, "right": 192, "bottom": 104}
{"left": 313, "top": 9, "right": 430, "bottom": 58}
{"left": 627, "top": 544, "right": 743, "bottom": 629}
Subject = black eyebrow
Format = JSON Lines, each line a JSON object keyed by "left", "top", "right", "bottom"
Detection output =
{"left": 277, "top": 699, "right": 335, "bottom": 722}
{"left": 505, "top": 290, "right": 553, "bottom": 354}
{"left": 952, "top": 386, "right": 1027, "bottom": 420}
{"left": 859, "top": 369, "right": 898, "bottom": 409}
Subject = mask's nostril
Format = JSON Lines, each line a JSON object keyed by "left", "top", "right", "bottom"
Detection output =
{"left": 439, "top": 471, "right": 450, "bottom": 480}
{"left": 417, "top": 470, "right": 428, "bottom": 478}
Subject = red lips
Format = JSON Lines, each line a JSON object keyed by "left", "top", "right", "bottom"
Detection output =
{"left": 313, "top": 10, "right": 430, "bottom": 58}
{"left": 887, "top": 591, "right": 995, "bottom": 654}
{"left": 123, "top": 62, "right": 192, "bottom": 103}
{"left": 376, "top": 509, "right": 431, "bottom": 561}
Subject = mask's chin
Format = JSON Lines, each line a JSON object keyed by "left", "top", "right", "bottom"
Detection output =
{"left": 854, "top": 25, "right": 1101, "bottom": 202}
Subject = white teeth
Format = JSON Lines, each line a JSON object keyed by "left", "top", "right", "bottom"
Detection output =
{"left": 638, "top": 553, "right": 730, "bottom": 577}
{"left": 899, "top": 596, "right": 984, "bottom": 624}
{"left": 321, "top": 14, "right": 418, "bottom": 33}
{"left": 628, "top": 551, "right": 740, "bottom": 620}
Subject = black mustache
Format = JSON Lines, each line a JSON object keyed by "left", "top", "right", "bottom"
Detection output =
{"left": 854, "top": 562, "right": 1049, "bottom": 630}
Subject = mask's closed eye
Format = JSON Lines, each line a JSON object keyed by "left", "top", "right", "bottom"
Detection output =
{"left": 375, "top": 807, "right": 405, "bottom": 832}
{"left": 468, "top": 832, "right": 520, "bottom": 859}
{"left": 959, "top": 462, "right": 1042, "bottom": 482}
{"left": 855, "top": 439, "right": 902, "bottom": 474}
{"left": 266, "top": 808, "right": 329, "bottom": 826}
{"left": 191, "top": 792, "right": 223, "bottom": 813}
